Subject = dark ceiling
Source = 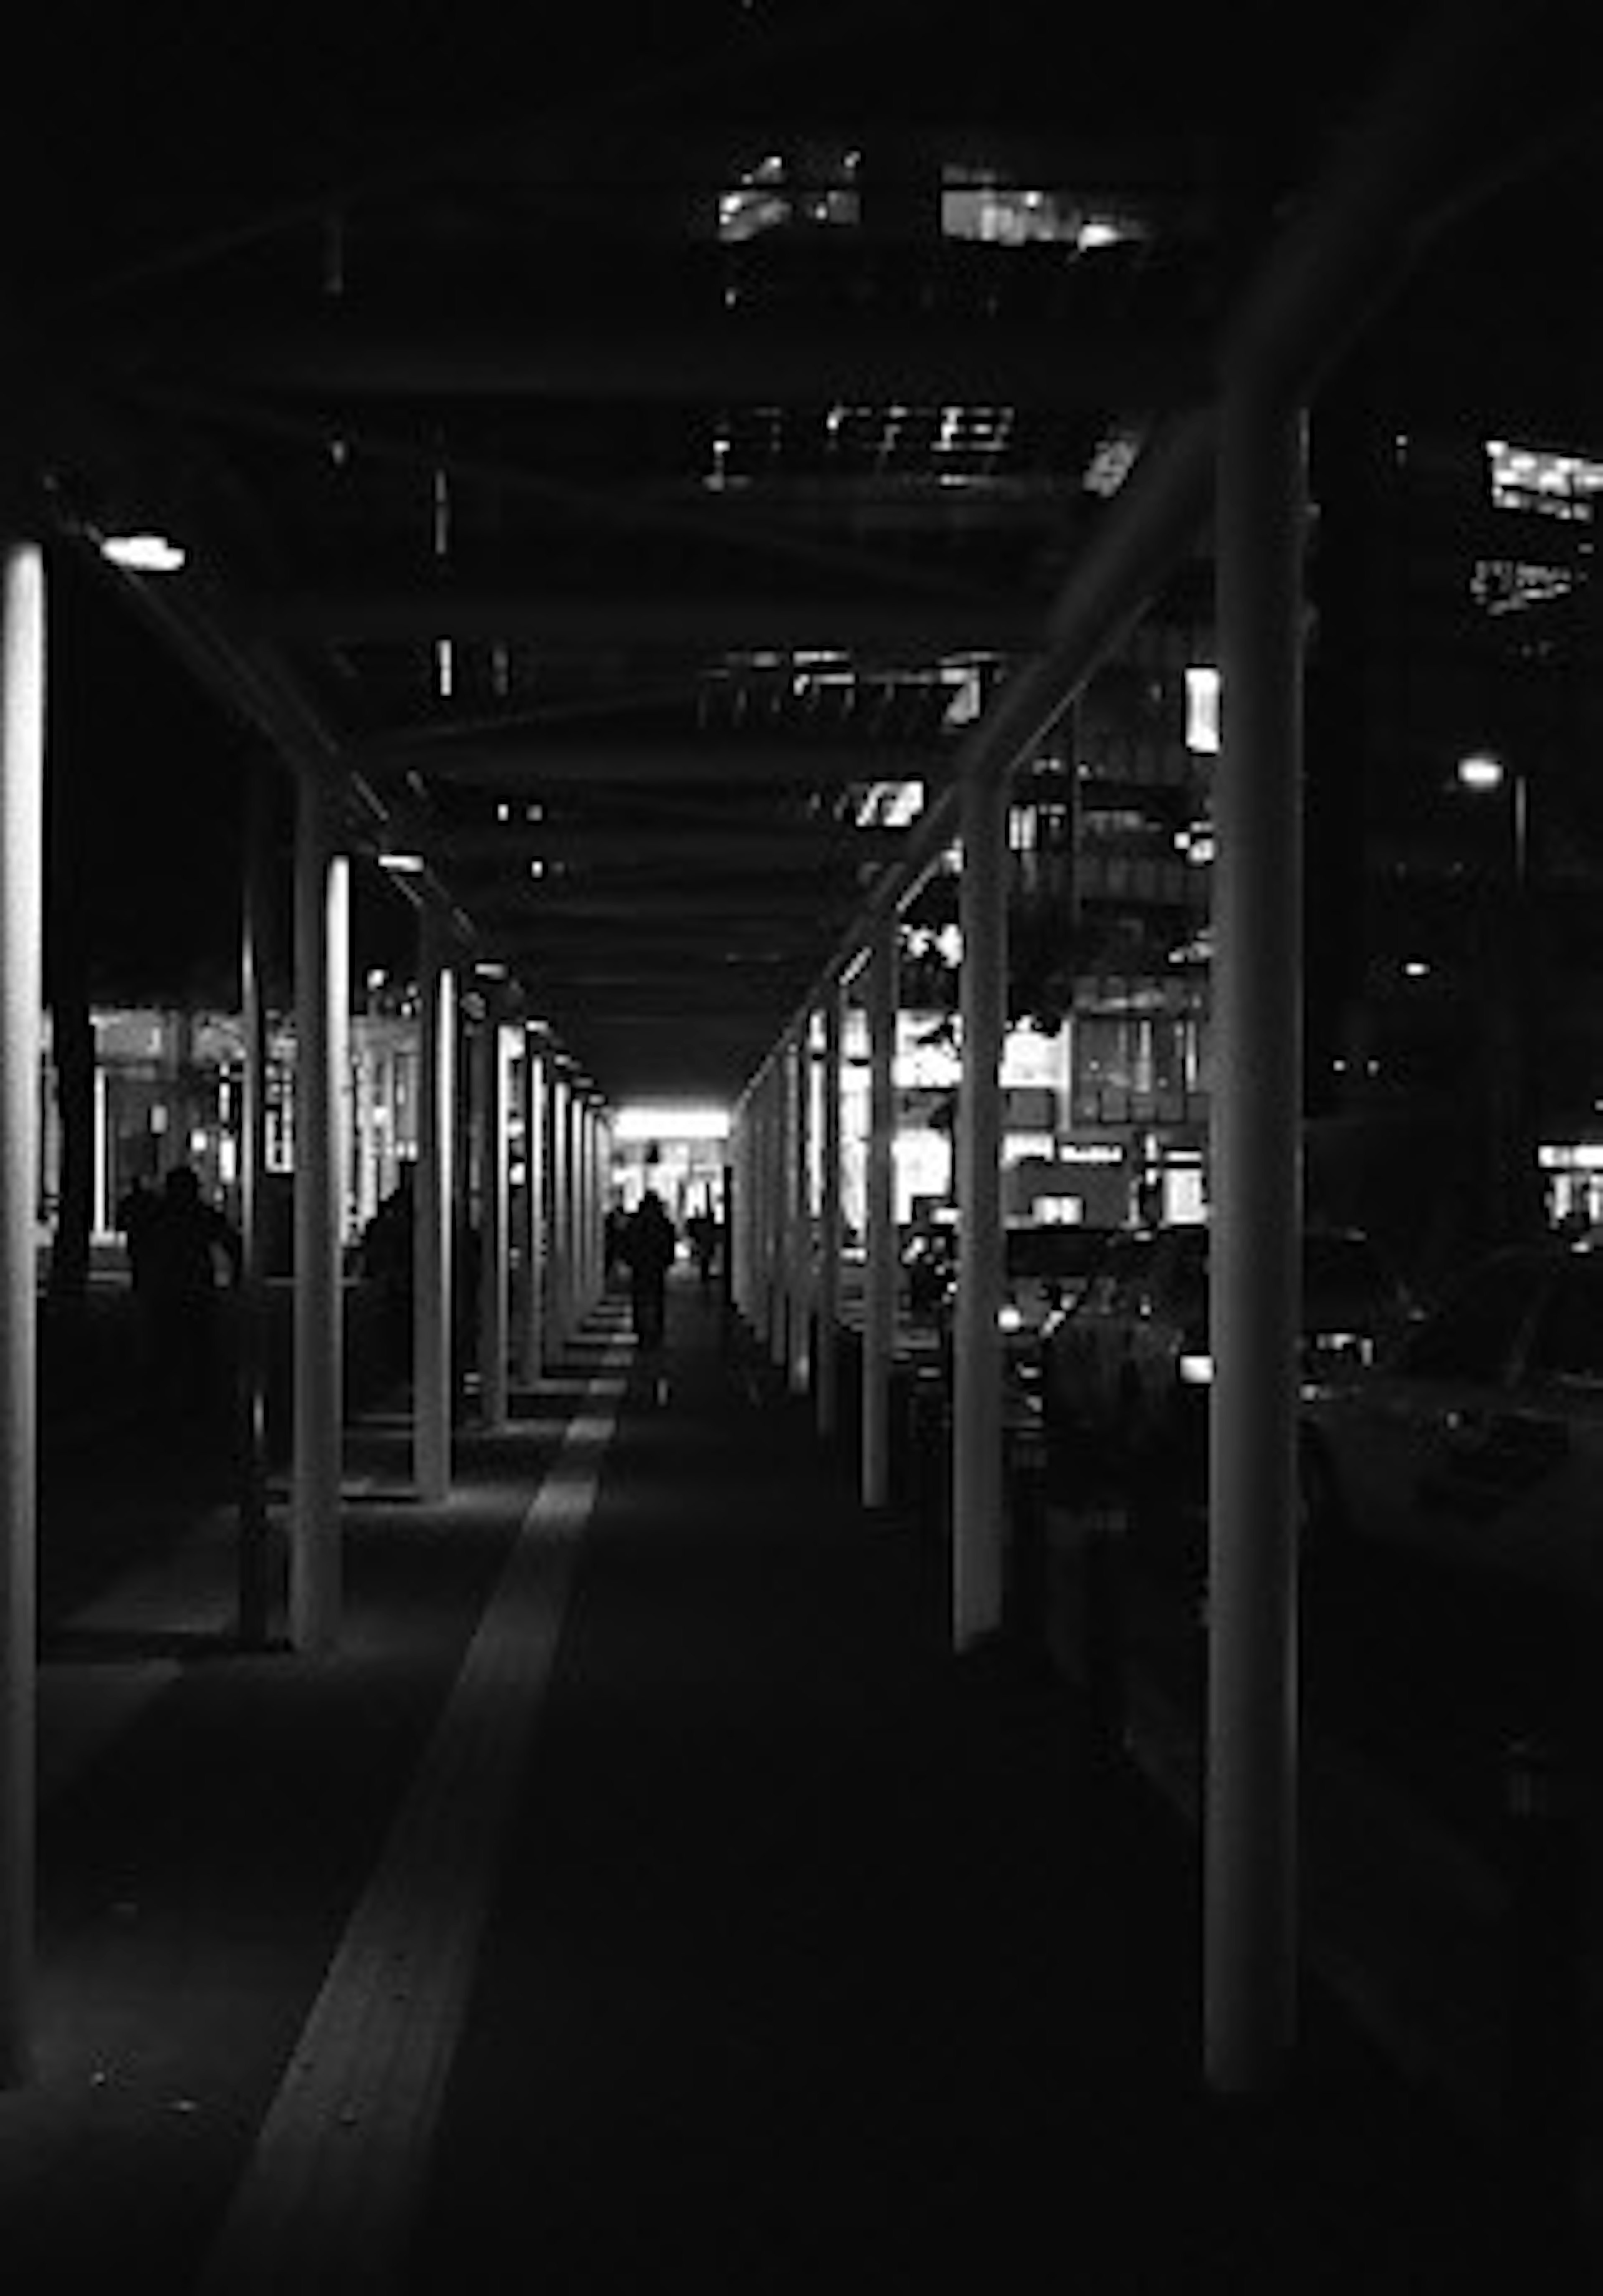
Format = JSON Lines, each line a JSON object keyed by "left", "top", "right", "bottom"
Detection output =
{"left": 8, "top": 0, "right": 1601, "bottom": 1105}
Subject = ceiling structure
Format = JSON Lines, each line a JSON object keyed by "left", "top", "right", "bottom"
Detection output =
{"left": 7, "top": 0, "right": 1600, "bottom": 1106}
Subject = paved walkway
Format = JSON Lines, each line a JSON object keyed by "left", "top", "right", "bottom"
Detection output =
{"left": 0, "top": 1274, "right": 1567, "bottom": 2288}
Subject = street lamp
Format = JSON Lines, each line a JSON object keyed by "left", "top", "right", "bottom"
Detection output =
{"left": 1454, "top": 747, "right": 1540, "bottom": 1237}
{"left": 1454, "top": 748, "right": 1529, "bottom": 887}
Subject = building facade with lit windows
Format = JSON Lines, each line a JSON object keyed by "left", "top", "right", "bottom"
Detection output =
{"left": 1305, "top": 399, "right": 1603, "bottom": 1271}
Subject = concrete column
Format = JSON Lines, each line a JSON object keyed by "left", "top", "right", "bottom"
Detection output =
{"left": 518, "top": 1028, "right": 545, "bottom": 1386}
{"left": 548, "top": 1067, "right": 570, "bottom": 1355}
{"left": 764, "top": 1062, "right": 786, "bottom": 1367}
{"left": 414, "top": 913, "right": 455, "bottom": 1502}
{"left": 731, "top": 1099, "right": 752, "bottom": 1320}
{"left": 1205, "top": 381, "right": 1307, "bottom": 2096}
{"left": 862, "top": 914, "right": 898, "bottom": 1509}
{"left": 235, "top": 760, "right": 274, "bottom": 1647}
{"left": 476, "top": 995, "right": 509, "bottom": 1429}
{"left": 746, "top": 1083, "right": 767, "bottom": 1338}
{"left": 786, "top": 1031, "right": 812, "bottom": 1394}
{"left": 0, "top": 538, "right": 43, "bottom": 2085}
{"left": 290, "top": 777, "right": 348, "bottom": 1652}
{"left": 816, "top": 987, "right": 843, "bottom": 1439}
{"left": 952, "top": 770, "right": 1008, "bottom": 1650}
{"left": 578, "top": 1097, "right": 597, "bottom": 1317}
{"left": 566, "top": 1089, "right": 584, "bottom": 1332}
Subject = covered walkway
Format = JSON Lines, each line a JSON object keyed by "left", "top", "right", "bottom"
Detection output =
{"left": 0, "top": 1270, "right": 1548, "bottom": 2289}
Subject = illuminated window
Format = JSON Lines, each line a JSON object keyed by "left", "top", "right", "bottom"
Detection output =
{"left": 852, "top": 781, "right": 925, "bottom": 828}
{"left": 1486, "top": 437, "right": 1603, "bottom": 521}
{"left": 1470, "top": 557, "right": 1577, "bottom": 615}
{"left": 941, "top": 171, "right": 1149, "bottom": 252}
{"left": 1084, "top": 427, "right": 1144, "bottom": 497}
{"left": 1184, "top": 666, "right": 1220, "bottom": 754}
{"left": 717, "top": 149, "right": 860, "bottom": 242}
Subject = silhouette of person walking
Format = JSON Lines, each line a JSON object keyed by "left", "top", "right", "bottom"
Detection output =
{"left": 144, "top": 1164, "right": 243, "bottom": 1430}
{"left": 685, "top": 1205, "right": 719, "bottom": 1292}
{"left": 116, "top": 1172, "right": 163, "bottom": 1380}
{"left": 622, "top": 1190, "right": 676, "bottom": 1391}
{"left": 360, "top": 1165, "right": 415, "bottom": 1376}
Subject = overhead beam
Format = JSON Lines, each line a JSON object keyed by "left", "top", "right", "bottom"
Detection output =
{"left": 482, "top": 916, "right": 827, "bottom": 951}
{"left": 255, "top": 587, "right": 1040, "bottom": 655}
{"left": 147, "top": 312, "right": 1205, "bottom": 408}
{"left": 466, "top": 883, "right": 856, "bottom": 922}
{"left": 423, "top": 822, "right": 908, "bottom": 869}
{"left": 361, "top": 736, "right": 952, "bottom": 787}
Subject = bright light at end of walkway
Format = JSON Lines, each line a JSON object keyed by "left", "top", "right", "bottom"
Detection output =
{"left": 614, "top": 1104, "right": 730, "bottom": 1142}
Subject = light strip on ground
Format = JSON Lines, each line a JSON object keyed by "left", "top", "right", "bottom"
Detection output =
{"left": 197, "top": 1347, "right": 630, "bottom": 2291}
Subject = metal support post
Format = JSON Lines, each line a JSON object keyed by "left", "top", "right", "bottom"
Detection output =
{"left": 235, "top": 758, "right": 274, "bottom": 1646}
{"left": 862, "top": 913, "right": 897, "bottom": 1509}
{"left": 1204, "top": 381, "right": 1306, "bottom": 2095}
{"left": 414, "top": 912, "right": 455, "bottom": 1501}
{"left": 816, "top": 985, "right": 843, "bottom": 1439}
{"left": 787, "top": 1031, "right": 811, "bottom": 1394}
{"left": 290, "top": 775, "right": 347, "bottom": 1652}
{"left": 0, "top": 538, "right": 43, "bottom": 2084}
{"left": 518, "top": 1028, "right": 545, "bottom": 1387}
{"left": 953, "top": 768, "right": 1007, "bottom": 1650}
{"left": 477, "top": 994, "right": 509, "bottom": 1429}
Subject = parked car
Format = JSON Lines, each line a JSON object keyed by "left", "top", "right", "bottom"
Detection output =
{"left": 1300, "top": 1238, "right": 1603, "bottom": 1595}
{"left": 910, "top": 1219, "right": 1113, "bottom": 1384}
{"left": 1039, "top": 1220, "right": 1416, "bottom": 1469}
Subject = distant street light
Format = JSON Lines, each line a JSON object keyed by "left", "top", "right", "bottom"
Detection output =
{"left": 1454, "top": 748, "right": 1529, "bottom": 888}
{"left": 1454, "top": 746, "right": 1540, "bottom": 1237}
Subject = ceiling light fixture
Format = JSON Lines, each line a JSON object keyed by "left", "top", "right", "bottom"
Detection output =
{"left": 99, "top": 530, "right": 187, "bottom": 574}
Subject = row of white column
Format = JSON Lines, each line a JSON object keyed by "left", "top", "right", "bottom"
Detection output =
{"left": 730, "top": 776, "right": 1010, "bottom": 1652}
{"left": 0, "top": 585, "right": 612, "bottom": 2077}
{"left": 288, "top": 831, "right": 611, "bottom": 1614}
{"left": 726, "top": 399, "right": 1306, "bottom": 2099}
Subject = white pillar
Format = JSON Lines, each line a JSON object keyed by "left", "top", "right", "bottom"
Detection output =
{"left": 518, "top": 1028, "right": 545, "bottom": 1386}
{"left": 566, "top": 1084, "right": 584, "bottom": 1329}
{"left": 786, "top": 1031, "right": 812, "bottom": 1394}
{"left": 477, "top": 997, "right": 509, "bottom": 1429}
{"left": 1205, "top": 381, "right": 1307, "bottom": 2095}
{"left": 862, "top": 918, "right": 898, "bottom": 1509}
{"left": 0, "top": 539, "right": 43, "bottom": 2084}
{"left": 578, "top": 1097, "right": 597, "bottom": 1318}
{"left": 290, "top": 778, "right": 348, "bottom": 1652}
{"left": 547, "top": 1067, "right": 570, "bottom": 1354}
{"left": 731, "top": 1099, "right": 753, "bottom": 1320}
{"left": 749, "top": 1080, "right": 770, "bottom": 1342}
{"left": 235, "top": 761, "right": 274, "bottom": 1648}
{"left": 414, "top": 914, "right": 455, "bottom": 1502}
{"left": 763, "top": 1062, "right": 786, "bottom": 1367}
{"left": 816, "top": 986, "right": 843, "bottom": 1440}
{"left": 952, "top": 770, "right": 1008, "bottom": 1649}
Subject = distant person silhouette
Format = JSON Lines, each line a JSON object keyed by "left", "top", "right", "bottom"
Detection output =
{"left": 686, "top": 1206, "right": 719, "bottom": 1293}
{"left": 144, "top": 1164, "right": 242, "bottom": 1428}
{"left": 604, "top": 1202, "right": 631, "bottom": 1291}
{"left": 622, "top": 1190, "right": 676, "bottom": 1393}
{"left": 116, "top": 1172, "right": 164, "bottom": 1386}
{"left": 360, "top": 1166, "right": 415, "bottom": 1374}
